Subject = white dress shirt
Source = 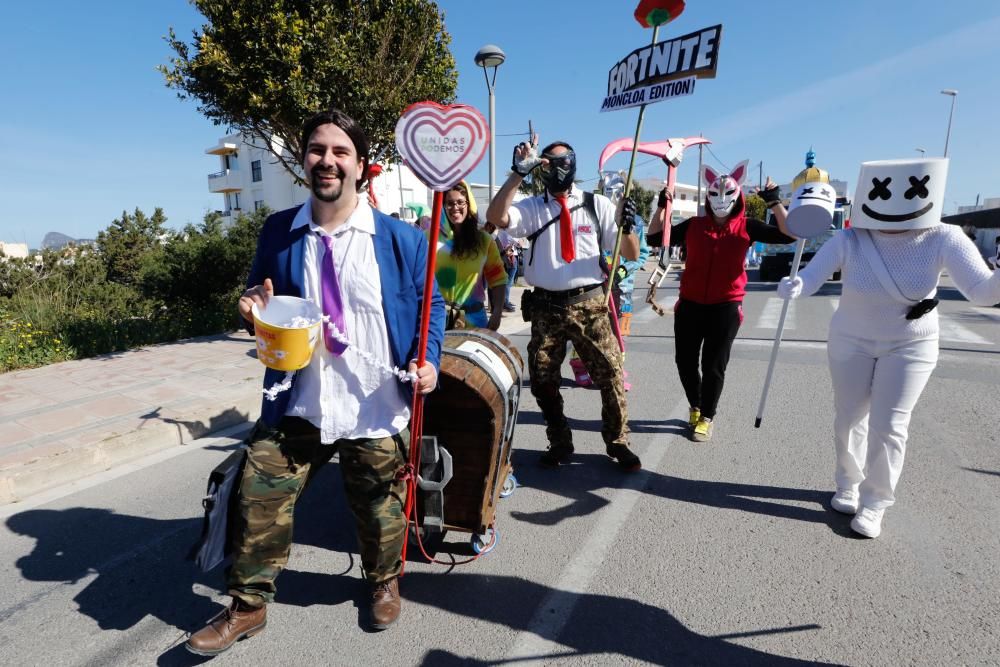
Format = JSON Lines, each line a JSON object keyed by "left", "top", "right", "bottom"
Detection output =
{"left": 504, "top": 185, "right": 618, "bottom": 290}
{"left": 285, "top": 198, "right": 410, "bottom": 443}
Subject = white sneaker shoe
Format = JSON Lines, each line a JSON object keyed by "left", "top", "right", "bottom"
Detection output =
{"left": 830, "top": 488, "right": 859, "bottom": 514}
{"left": 850, "top": 507, "right": 884, "bottom": 538}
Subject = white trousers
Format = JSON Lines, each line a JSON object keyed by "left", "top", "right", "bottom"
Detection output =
{"left": 827, "top": 334, "right": 938, "bottom": 510}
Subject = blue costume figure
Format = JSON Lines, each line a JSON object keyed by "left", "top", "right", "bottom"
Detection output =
{"left": 614, "top": 214, "right": 650, "bottom": 335}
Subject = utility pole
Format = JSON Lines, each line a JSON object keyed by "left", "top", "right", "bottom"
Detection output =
{"left": 697, "top": 134, "right": 704, "bottom": 216}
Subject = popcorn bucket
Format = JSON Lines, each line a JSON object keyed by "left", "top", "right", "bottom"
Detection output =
{"left": 251, "top": 296, "right": 323, "bottom": 371}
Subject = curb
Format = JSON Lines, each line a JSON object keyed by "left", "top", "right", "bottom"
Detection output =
{"left": 0, "top": 392, "right": 259, "bottom": 505}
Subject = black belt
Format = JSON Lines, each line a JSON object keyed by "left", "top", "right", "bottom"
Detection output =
{"left": 534, "top": 283, "right": 605, "bottom": 306}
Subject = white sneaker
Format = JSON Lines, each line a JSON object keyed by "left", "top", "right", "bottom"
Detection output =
{"left": 850, "top": 507, "right": 884, "bottom": 538}
{"left": 830, "top": 488, "right": 859, "bottom": 514}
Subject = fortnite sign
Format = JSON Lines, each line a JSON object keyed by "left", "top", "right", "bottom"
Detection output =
{"left": 600, "top": 24, "right": 722, "bottom": 113}
{"left": 600, "top": 77, "right": 695, "bottom": 112}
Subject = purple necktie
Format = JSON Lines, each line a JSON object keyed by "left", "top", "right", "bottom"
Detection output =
{"left": 320, "top": 234, "right": 348, "bottom": 356}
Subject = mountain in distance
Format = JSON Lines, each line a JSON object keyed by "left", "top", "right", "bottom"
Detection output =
{"left": 41, "top": 232, "right": 95, "bottom": 250}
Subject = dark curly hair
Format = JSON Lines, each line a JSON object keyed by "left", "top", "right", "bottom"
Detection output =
{"left": 445, "top": 183, "right": 481, "bottom": 260}
{"left": 300, "top": 109, "right": 370, "bottom": 193}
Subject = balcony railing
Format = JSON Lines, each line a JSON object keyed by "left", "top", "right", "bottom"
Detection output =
{"left": 207, "top": 169, "right": 242, "bottom": 193}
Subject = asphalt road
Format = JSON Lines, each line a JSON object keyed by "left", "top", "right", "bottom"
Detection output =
{"left": 1, "top": 268, "right": 998, "bottom": 666}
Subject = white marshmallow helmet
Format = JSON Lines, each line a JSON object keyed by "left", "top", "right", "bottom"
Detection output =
{"left": 701, "top": 160, "right": 749, "bottom": 218}
{"left": 851, "top": 158, "right": 948, "bottom": 230}
{"left": 599, "top": 170, "right": 627, "bottom": 203}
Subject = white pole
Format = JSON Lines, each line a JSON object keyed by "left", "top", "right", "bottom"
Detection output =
{"left": 943, "top": 93, "right": 957, "bottom": 158}
{"left": 697, "top": 137, "right": 704, "bottom": 216}
{"left": 488, "top": 84, "right": 496, "bottom": 203}
{"left": 398, "top": 164, "right": 405, "bottom": 215}
{"left": 755, "top": 238, "right": 806, "bottom": 428}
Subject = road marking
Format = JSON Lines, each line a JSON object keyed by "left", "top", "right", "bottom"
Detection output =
{"left": 753, "top": 297, "right": 795, "bottom": 330}
{"left": 633, "top": 301, "right": 668, "bottom": 324}
{"left": 505, "top": 398, "right": 688, "bottom": 664}
{"left": 938, "top": 316, "right": 993, "bottom": 345}
{"left": 737, "top": 338, "right": 827, "bottom": 351}
{"left": 971, "top": 306, "right": 1000, "bottom": 322}
{"left": 734, "top": 338, "right": 996, "bottom": 366}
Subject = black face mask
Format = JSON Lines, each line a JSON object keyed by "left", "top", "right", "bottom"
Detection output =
{"left": 540, "top": 150, "right": 576, "bottom": 192}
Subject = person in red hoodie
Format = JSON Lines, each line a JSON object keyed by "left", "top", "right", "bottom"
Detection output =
{"left": 647, "top": 160, "right": 795, "bottom": 442}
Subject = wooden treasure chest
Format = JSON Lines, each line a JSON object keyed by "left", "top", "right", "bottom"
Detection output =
{"left": 417, "top": 329, "right": 524, "bottom": 554}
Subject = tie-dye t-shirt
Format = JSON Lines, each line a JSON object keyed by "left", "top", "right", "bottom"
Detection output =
{"left": 432, "top": 224, "right": 508, "bottom": 327}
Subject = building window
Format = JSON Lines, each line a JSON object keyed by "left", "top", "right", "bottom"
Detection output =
{"left": 254, "top": 200, "right": 265, "bottom": 211}
{"left": 232, "top": 192, "right": 241, "bottom": 210}
{"left": 251, "top": 160, "right": 262, "bottom": 182}
{"left": 680, "top": 193, "right": 687, "bottom": 200}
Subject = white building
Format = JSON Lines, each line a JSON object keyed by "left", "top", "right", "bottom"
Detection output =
{"left": 468, "top": 183, "right": 531, "bottom": 217}
{"left": 205, "top": 133, "right": 431, "bottom": 223}
{"left": 0, "top": 242, "right": 29, "bottom": 260}
{"left": 635, "top": 178, "right": 700, "bottom": 223}
{"left": 957, "top": 196, "right": 1000, "bottom": 214}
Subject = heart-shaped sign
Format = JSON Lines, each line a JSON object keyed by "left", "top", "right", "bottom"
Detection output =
{"left": 394, "top": 101, "right": 490, "bottom": 192}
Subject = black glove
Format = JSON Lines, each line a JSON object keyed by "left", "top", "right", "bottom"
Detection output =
{"left": 657, "top": 188, "right": 672, "bottom": 208}
{"left": 511, "top": 143, "right": 542, "bottom": 177}
{"left": 759, "top": 185, "right": 781, "bottom": 207}
{"left": 618, "top": 199, "right": 637, "bottom": 234}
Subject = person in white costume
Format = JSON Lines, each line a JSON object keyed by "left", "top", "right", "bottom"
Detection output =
{"left": 778, "top": 158, "right": 1000, "bottom": 538}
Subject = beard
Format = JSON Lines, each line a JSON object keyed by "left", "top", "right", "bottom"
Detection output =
{"left": 310, "top": 166, "right": 349, "bottom": 202}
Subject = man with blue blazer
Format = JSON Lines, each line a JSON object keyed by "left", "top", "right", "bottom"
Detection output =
{"left": 188, "top": 109, "right": 444, "bottom": 655}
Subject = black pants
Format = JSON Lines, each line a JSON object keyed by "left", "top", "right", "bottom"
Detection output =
{"left": 673, "top": 299, "right": 742, "bottom": 419}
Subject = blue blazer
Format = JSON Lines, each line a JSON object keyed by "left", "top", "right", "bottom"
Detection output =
{"left": 246, "top": 205, "right": 446, "bottom": 426}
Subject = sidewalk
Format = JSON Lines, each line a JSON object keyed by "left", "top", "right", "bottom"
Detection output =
{"left": 0, "top": 286, "right": 528, "bottom": 505}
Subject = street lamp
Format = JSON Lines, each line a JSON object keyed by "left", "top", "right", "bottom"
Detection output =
{"left": 474, "top": 44, "right": 505, "bottom": 203}
{"left": 940, "top": 89, "right": 958, "bottom": 158}
{"left": 915, "top": 148, "right": 926, "bottom": 156}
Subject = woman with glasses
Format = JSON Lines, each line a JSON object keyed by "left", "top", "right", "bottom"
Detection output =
{"left": 433, "top": 181, "right": 508, "bottom": 330}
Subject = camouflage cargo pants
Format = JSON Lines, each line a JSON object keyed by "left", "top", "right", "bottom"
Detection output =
{"left": 228, "top": 417, "right": 408, "bottom": 608}
{"left": 527, "top": 293, "right": 628, "bottom": 448}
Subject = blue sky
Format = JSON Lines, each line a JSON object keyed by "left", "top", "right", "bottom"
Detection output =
{"left": 2, "top": 1, "right": 999, "bottom": 248}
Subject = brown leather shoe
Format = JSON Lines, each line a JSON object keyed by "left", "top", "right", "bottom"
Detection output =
{"left": 370, "top": 577, "right": 401, "bottom": 630}
{"left": 186, "top": 599, "right": 267, "bottom": 656}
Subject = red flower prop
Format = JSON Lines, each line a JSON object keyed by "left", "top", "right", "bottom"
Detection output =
{"left": 634, "top": 0, "right": 685, "bottom": 28}
{"left": 366, "top": 164, "right": 383, "bottom": 209}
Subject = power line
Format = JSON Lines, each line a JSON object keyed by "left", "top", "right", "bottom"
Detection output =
{"left": 703, "top": 144, "right": 731, "bottom": 173}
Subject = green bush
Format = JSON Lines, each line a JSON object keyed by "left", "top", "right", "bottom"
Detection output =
{"left": 0, "top": 206, "right": 267, "bottom": 372}
{"left": 0, "top": 304, "right": 71, "bottom": 372}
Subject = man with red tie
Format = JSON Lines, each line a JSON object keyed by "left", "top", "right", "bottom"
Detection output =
{"left": 486, "top": 137, "right": 641, "bottom": 471}
{"left": 186, "top": 109, "right": 444, "bottom": 655}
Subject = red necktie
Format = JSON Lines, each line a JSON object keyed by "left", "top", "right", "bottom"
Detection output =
{"left": 554, "top": 194, "right": 575, "bottom": 263}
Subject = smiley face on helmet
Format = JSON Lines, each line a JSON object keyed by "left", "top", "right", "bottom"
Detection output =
{"left": 851, "top": 158, "right": 948, "bottom": 231}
